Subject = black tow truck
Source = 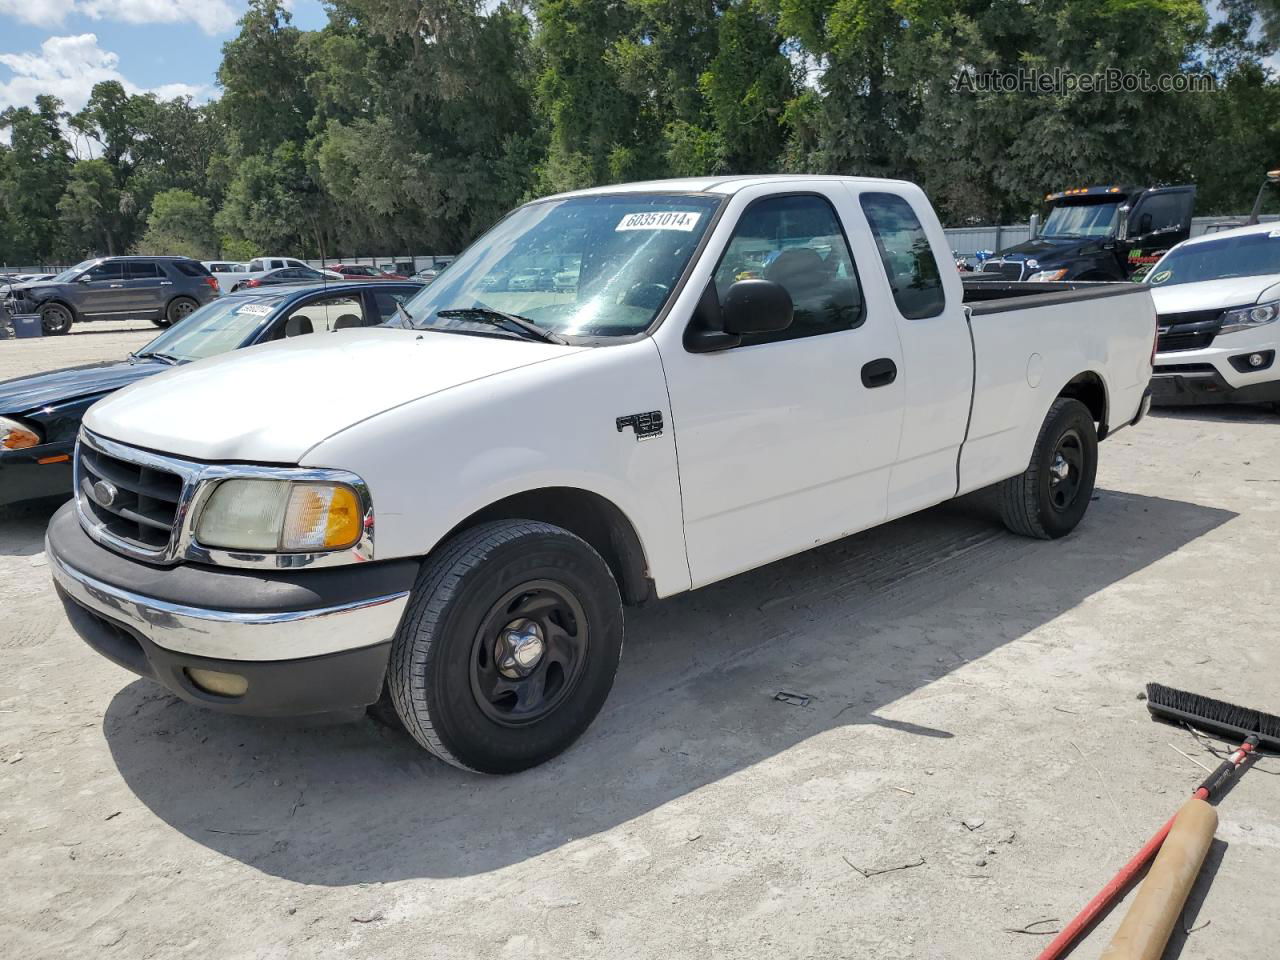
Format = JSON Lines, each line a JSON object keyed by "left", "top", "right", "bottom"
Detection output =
{"left": 974, "top": 183, "right": 1196, "bottom": 282}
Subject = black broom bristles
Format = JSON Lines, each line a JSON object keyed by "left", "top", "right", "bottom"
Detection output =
{"left": 1147, "top": 682, "right": 1280, "bottom": 752}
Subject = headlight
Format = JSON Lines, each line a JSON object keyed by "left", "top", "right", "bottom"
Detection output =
{"left": 1219, "top": 300, "right": 1280, "bottom": 335}
{"left": 0, "top": 416, "right": 42, "bottom": 451}
{"left": 196, "top": 479, "right": 363, "bottom": 552}
{"left": 1028, "top": 269, "right": 1069, "bottom": 282}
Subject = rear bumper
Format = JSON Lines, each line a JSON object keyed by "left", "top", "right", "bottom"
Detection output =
{"left": 47, "top": 501, "right": 417, "bottom": 716}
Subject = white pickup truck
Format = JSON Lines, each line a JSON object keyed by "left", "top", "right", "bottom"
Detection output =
{"left": 47, "top": 176, "right": 1155, "bottom": 773}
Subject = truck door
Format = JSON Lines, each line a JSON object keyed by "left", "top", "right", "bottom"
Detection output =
{"left": 657, "top": 187, "right": 906, "bottom": 588}
{"left": 1123, "top": 186, "right": 1196, "bottom": 278}
{"left": 851, "top": 188, "right": 975, "bottom": 519}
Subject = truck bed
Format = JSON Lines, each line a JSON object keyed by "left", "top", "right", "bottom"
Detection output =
{"left": 962, "top": 279, "right": 1151, "bottom": 314}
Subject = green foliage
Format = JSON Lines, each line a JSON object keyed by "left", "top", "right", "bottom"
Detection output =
{"left": 137, "top": 189, "right": 219, "bottom": 258}
{"left": 2, "top": 0, "right": 1280, "bottom": 265}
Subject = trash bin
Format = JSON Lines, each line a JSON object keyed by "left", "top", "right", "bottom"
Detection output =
{"left": 11, "top": 314, "right": 42, "bottom": 339}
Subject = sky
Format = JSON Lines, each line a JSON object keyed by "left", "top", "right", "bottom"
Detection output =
{"left": 0, "top": 0, "right": 327, "bottom": 117}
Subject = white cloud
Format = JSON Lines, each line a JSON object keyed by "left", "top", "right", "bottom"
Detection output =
{"left": 80, "top": 0, "right": 240, "bottom": 36}
{"left": 0, "top": 0, "right": 239, "bottom": 35}
{"left": 0, "top": 0, "right": 78, "bottom": 27}
{"left": 0, "top": 34, "right": 214, "bottom": 117}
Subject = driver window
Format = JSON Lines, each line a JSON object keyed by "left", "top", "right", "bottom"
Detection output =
{"left": 279, "top": 295, "right": 367, "bottom": 337}
{"left": 714, "top": 194, "right": 864, "bottom": 345}
{"left": 1132, "top": 193, "right": 1186, "bottom": 235}
{"left": 84, "top": 261, "right": 125, "bottom": 282}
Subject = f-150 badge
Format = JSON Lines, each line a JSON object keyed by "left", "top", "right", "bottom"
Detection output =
{"left": 616, "top": 411, "right": 663, "bottom": 440}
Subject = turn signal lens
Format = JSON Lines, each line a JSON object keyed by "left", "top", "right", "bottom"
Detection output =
{"left": 282, "top": 483, "right": 362, "bottom": 550}
{"left": 0, "top": 416, "right": 42, "bottom": 450}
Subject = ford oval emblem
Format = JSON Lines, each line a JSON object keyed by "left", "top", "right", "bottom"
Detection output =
{"left": 91, "top": 479, "right": 118, "bottom": 508}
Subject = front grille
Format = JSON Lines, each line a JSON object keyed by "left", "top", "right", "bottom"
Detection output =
{"left": 1155, "top": 308, "right": 1230, "bottom": 353}
{"left": 980, "top": 260, "right": 1024, "bottom": 281}
{"left": 77, "top": 441, "right": 184, "bottom": 552}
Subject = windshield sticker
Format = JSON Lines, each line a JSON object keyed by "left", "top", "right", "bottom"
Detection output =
{"left": 235, "top": 302, "right": 273, "bottom": 316}
{"left": 1150, "top": 270, "right": 1172, "bottom": 284}
{"left": 616, "top": 211, "right": 702, "bottom": 232}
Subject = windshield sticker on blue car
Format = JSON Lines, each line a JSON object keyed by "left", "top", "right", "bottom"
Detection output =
{"left": 235, "top": 303, "right": 273, "bottom": 316}
{"left": 615, "top": 211, "right": 702, "bottom": 232}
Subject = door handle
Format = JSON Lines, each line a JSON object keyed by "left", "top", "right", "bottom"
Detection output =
{"left": 160, "top": 281, "right": 173, "bottom": 286}
{"left": 861, "top": 357, "right": 898, "bottom": 388}
{"left": 108, "top": 283, "right": 123, "bottom": 288}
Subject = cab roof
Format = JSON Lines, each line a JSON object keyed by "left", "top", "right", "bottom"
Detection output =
{"left": 542, "top": 174, "right": 914, "bottom": 202}
{"left": 1177, "top": 219, "right": 1280, "bottom": 248}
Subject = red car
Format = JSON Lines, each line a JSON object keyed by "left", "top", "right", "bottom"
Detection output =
{"left": 327, "top": 263, "right": 407, "bottom": 280}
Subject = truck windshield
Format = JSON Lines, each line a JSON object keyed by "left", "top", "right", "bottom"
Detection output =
{"left": 136, "top": 297, "right": 280, "bottom": 362}
{"left": 1041, "top": 200, "right": 1122, "bottom": 238}
{"left": 395, "top": 193, "right": 722, "bottom": 339}
{"left": 1146, "top": 231, "right": 1280, "bottom": 287}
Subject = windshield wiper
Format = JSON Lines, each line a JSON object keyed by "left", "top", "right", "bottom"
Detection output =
{"left": 437, "top": 307, "right": 568, "bottom": 345}
{"left": 137, "top": 351, "right": 182, "bottom": 365}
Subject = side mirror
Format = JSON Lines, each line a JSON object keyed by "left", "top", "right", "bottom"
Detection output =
{"left": 76, "top": 274, "right": 93, "bottom": 283}
{"left": 721, "top": 279, "right": 793, "bottom": 336}
{"left": 1138, "top": 212, "right": 1153, "bottom": 235}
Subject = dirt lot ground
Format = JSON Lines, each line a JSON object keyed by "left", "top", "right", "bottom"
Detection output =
{"left": 2, "top": 325, "right": 1278, "bottom": 959}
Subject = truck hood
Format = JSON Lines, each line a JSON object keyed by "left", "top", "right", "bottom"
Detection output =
{"left": 1148, "top": 274, "right": 1280, "bottom": 315}
{"left": 992, "top": 235, "right": 1103, "bottom": 264}
{"left": 0, "top": 358, "right": 165, "bottom": 416}
{"left": 84, "top": 329, "right": 584, "bottom": 463}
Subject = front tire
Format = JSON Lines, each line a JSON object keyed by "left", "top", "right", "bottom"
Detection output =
{"left": 998, "top": 397, "right": 1098, "bottom": 539}
{"left": 388, "top": 520, "right": 624, "bottom": 774}
{"left": 40, "top": 303, "right": 73, "bottom": 335}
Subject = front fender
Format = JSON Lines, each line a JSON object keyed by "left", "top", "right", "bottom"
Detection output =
{"left": 301, "top": 338, "right": 692, "bottom": 598}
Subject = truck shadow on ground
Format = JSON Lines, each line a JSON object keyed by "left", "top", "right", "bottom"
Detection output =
{"left": 101, "top": 487, "right": 1235, "bottom": 884}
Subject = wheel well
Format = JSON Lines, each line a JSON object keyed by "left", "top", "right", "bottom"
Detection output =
{"left": 1059, "top": 372, "right": 1109, "bottom": 438}
{"left": 442, "top": 488, "right": 654, "bottom": 606}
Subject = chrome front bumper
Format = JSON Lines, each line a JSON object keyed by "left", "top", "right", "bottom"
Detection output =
{"left": 48, "top": 539, "right": 410, "bottom": 662}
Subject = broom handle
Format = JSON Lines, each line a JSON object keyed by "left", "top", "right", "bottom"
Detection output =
{"left": 1034, "top": 737, "right": 1255, "bottom": 960}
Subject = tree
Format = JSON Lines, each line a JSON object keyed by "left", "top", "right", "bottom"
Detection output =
{"left": 0, "top": 96, "right": 73, "bottom": 262}
{"left": 58, "top": 160, "right": 126, "bottom": 257}
{"left": 137, "top": 189, "right": 219, "bottom": 258}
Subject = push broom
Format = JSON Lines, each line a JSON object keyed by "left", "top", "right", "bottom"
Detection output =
{"left": 1035, "top": 683, "right": 1280, "bottom": 960}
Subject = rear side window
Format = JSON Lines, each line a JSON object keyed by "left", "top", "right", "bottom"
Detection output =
{"left": 127, "top": 261, "right": 162, "bottom": 279}
{"left": 859, "top": 192, "right": 945, "bottom": 320}
{"left": 249, "top": 260, "right": 265, "bottom": 271}
{"left": 171, "top": 260, "right": 210, "bottom": 277}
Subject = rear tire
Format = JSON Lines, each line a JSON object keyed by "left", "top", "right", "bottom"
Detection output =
{"left": 40, "top": 303, "right": 73, "bottom": 336}
{"left": 166, "top": 297, "right": 198, "bottom": 326}
{"left": 388, "top": 520, "right": 624, "bottom": 774}
{"left": 998, "top": 397, "right": 1098, "bottom": 539}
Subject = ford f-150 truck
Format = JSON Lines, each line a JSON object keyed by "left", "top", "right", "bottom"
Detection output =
{"left": 46, "top": 176, "right": 1156, "bottom": 774}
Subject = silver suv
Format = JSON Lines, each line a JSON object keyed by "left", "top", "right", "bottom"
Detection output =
{"left": 4, "top": 256, "right": 220, "bottom": 335}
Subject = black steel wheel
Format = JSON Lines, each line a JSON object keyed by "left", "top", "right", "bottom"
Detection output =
{"left": 388, "top": 520, "right": 624, "bottom": 774}
{"left": 998, "top": 397, "right": 1098, "bottom": 539}
{"left": 40, "top": 302, "right": 73, "bottom": 336}
{"left": 469, "top": 581, "right": 590, "bottom": 726}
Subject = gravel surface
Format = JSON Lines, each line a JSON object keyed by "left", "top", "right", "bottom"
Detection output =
{"left": 1, "top": 332, "right": 1277, "bottom": 959}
